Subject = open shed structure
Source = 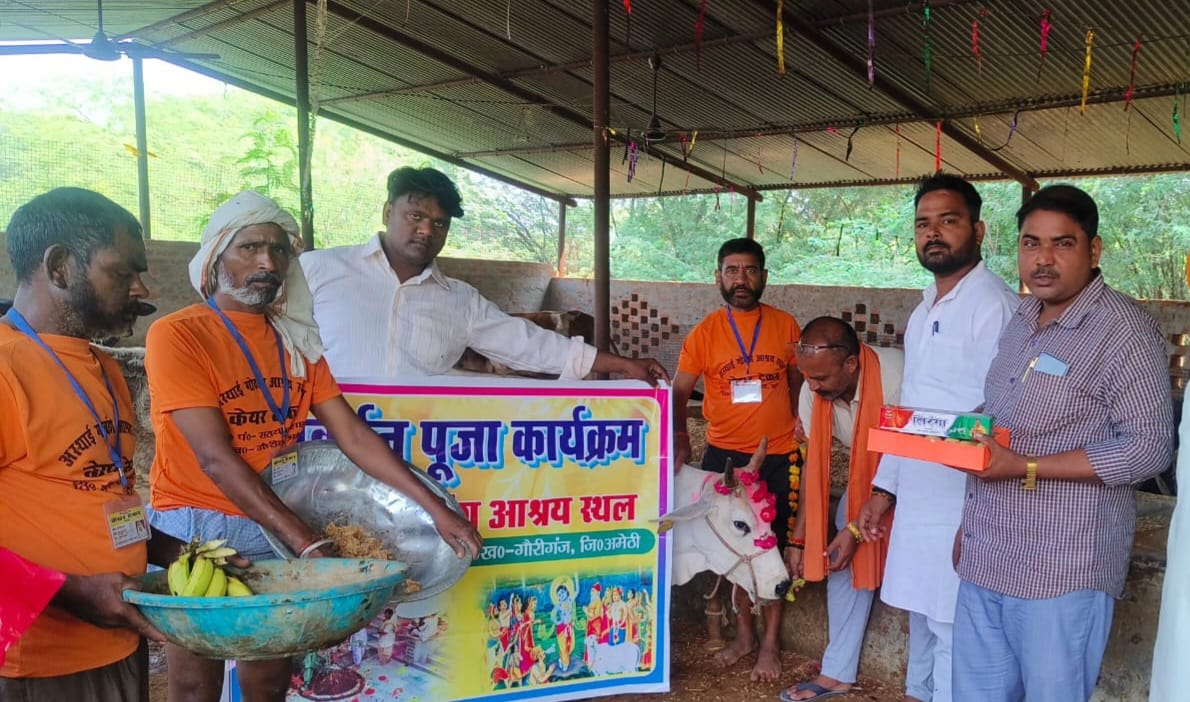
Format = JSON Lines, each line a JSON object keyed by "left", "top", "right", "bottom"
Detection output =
{"left": 2, "top": 0, "right": 1187, "bottom": 345}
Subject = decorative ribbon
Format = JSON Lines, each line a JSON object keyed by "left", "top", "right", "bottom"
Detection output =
{"left": 923, "top": 0, "right": 933, "bottom": 93}
{"left": 1124, "top": 35, "right": 1143, "bottom": 111}
{"left": 790, "top": 132, "right": 800, "bottom": 179}
{"left": 1037, "top": 9, "right": 1053, "bottom": 81}
{"left": 934, "top": 120, "right": 942, "bottom": 171}
{"left": 776, "top": 0, "right": 786, "bottom": 76}
{"left": 867, "top": 0, "right": 876, "bottom": 87}
{"left": 695, "top": 0, "right": 707, "bottom": 71}
{"left": 1080, "top": 28, "right": 1095, "bottom": 114}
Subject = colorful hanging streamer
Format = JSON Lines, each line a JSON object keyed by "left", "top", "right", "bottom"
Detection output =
{"left": 679, "top": 132, "right": 689, "bottom": 162}
{"left": 1175, "top": 87, "right": 1183, "bottom": 143}
{"left": 971, "top": 6, "right": 987, "bottom": 76}
{"left": 1124, "top": 35, "right": 1142, "bottom": 111}
{"left": 1080, "top": 28, "right": 1095, "bottom": 114}
{"left": 790, "top": 132, "right": 799, "bottom": 179}
{"left": 1037, "top": 9, "right": 1053, "bottom": 82}
{"left": 922, "top": 0, "right": 933, "bottom": 93}
{"left": 695, "top": 0, "right": 707, "bottom": 71}
{"left": 934, "top": 120, "right": 942, "bottom": 172}
{"left": 657, "top": 159, "right": 665, "bottom": 196}
{"left": 622, "top": 129, "right": 631, "bottom": 164}
{"left": 974, "top": 115, "right": 982, "bottom": 143}
{"left": 714, "top": 185, "right": 721, "bottom": 210}
{"left": 894, "top": 123, "right": 901, "bottom": 178}
{"left": 623, "top": 0, "right": 632, "bottom": 46}
{"left": 689, "top": 130, "right": 698, "bottom": 156}
{"left": 776, "top": 0, "right": 786, "bottom": 76}
{"left": 866, "top": 0, "right": 875, "bottom": 87}
{"left": 845, "top": 123, "right": 862, "bottom": 162}
{"left": 989, "top": 110, "right": 1021, "bottom": 151}
{"left": 627, "top": 141, "right": 639, "bottom": 182}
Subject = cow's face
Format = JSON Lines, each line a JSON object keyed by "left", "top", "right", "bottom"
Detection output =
{"left": 660, "top": 439, "right": 791, "bottom": 602}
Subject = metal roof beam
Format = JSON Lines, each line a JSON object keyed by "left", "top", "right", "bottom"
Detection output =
{"left": 322, "top": 1, "right": 761, "bottom": 201}
{"left": 160, "top": 55, "right": 578, "bottom": 207}
{"left": 157, "top": 1, "right": 288, "bottom": 48}
{"left": 809, "top": 0, "right": 981, "bottom": 29}
{"left": 772, "top": 1, "right": 1039, "bottom": 190}
{"left": 320, "top": 29, "right": 773, "bottom": 106}
{"left": 117, "top": 0, "right": 247, "bottom": 40}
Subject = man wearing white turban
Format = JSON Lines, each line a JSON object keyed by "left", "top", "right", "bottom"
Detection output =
{"left": 144, "top": 191, "right": 482, "bottom": 702}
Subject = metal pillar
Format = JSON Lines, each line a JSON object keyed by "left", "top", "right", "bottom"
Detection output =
{"left": 294, "top": 0, "right": 315, "bottom": 250}
{"left": 746, "top": 197, "right": 756, "bottom": 239}
{"left": 592, "top": 0, "right": 611, "bottom": 352}
{"left": 556, "top": 201, "right": 569, "bottom": 277}
{"left": 132, "top": 57, "right": 151, "bottom": 239}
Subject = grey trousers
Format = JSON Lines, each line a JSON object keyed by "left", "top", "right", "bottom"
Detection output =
{"left": 0, "top": 640, "right": 148, "bottom": 702}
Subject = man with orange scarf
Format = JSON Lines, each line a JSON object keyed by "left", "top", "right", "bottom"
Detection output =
{"left": 780, "top": 317, "right": 902, "bottom": 702}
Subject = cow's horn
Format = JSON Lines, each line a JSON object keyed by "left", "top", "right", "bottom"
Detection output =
{"left": 722, "top": 458, "right": 737, "bottom": 488}
{"left": 745, "top": 436, "right": 769, "bottom": 473}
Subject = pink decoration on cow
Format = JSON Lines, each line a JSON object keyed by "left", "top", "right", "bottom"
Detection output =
{"left": 760, "top": 506, "right": 776, "bottom": 523}
{"left": 753, "top": 534, "right": 777, "bottom": 550}
{"left": 713, "top": 481, "right": 732, "bottom": 495}
{"left": 737, "top": 470, "right": 757, "bottom": 486}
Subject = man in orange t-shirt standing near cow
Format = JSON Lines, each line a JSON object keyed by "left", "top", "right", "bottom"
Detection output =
{"left": 672, "top": 238, "right": 803, "bottom": 683}
{"left": 0, "top": 188, "right": 175, "bottom": 700}
{"left": 144, "top": 192, "right": 482, "bottom": 702}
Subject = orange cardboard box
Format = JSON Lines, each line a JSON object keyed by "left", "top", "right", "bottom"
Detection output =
{"left": 867, "top": 426, "right": 1011, "bottom": 472}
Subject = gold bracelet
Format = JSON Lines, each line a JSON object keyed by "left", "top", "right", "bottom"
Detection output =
{"left": 845, "top": 522, "right": 864, "bottom": 543}
{"left": 1022, "top": 455, "right": 1038, "bottom": 491}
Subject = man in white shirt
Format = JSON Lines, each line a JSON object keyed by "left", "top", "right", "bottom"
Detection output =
{"left": 782, "top": 317, "right": 903, "bottom": 702}
{"left": 301, "top": 166, "right": 667, "bottom": 382}
{"left": 856, "top": 174, "right": 1020, "bottom": 702}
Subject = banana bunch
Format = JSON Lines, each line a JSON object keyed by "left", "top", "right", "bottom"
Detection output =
{"left": 167, "top": 539, "right": 254, "bottom": 598}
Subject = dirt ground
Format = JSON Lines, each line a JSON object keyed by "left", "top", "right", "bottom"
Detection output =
{"left": 147, "top": 617, "right": 900, "bottom": 702}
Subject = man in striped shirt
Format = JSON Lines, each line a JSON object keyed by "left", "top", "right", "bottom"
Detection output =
{"left": 953, "top": 184, "right": 1174, "bottom": 701}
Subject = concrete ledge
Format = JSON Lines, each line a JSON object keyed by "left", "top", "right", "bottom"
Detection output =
{"left": 672, "top": 492, "right": 1173, "bottom": 701}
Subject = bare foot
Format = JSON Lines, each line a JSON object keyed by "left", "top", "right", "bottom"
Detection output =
{"left": 713, "top": 635, "right": 755, "bottom": 668}
{"left": 784, "top": 675, "right": 851, "bottom": 700}
{"left": 750, "top": 642, "right": 782, "bottom": 682}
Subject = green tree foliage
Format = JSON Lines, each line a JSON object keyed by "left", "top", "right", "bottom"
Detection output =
{"left": 0, "top": 66, "right": 1186, "bottom": 300}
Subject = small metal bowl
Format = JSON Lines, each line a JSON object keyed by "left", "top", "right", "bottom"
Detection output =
{"left": 260, "top": 441, "right": 470, "bottom": 602}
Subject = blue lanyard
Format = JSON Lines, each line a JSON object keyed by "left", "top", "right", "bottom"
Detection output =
{"left": 725, "top": 305, "right": 762, "bottom": 375}
{"left": 205, "top": 298, "right": 291, "bottom": 440}
{"left": 5, "top": 309, "right": 129, "bottom": 490}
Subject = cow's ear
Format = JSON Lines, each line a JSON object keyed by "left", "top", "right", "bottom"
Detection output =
{"left": 655, "top": 499, "right": 713, "bottom": 533}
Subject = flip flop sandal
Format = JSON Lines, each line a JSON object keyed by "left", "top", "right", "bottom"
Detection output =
{"left": 778, "top": 681, "right": 848, "bottom": 702}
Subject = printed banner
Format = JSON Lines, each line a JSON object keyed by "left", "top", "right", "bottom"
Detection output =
{"left": 229, "top": 378, "right": 673, "bottom": 702}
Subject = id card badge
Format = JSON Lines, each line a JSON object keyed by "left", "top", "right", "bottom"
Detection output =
{"left": 104, "top": 494, "right": 149, "bottom": 550}
{"left": 270, "top": 447, "right": 299, "bottom": 485}
{"left": 731, "top": 378, "right": 763, "bottom": 404}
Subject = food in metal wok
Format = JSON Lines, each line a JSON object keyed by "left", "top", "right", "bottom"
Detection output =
{"left": 260, "top": 441, "right": 470, "bottom": 602}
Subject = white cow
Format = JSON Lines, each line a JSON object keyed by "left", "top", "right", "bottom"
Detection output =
{"left": 659, "top": 439, "right": 792, "bottom": 602}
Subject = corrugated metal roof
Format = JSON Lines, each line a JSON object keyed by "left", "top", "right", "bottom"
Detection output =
{"left": 1, "top": 0, "right": 1186, "bottom": 199}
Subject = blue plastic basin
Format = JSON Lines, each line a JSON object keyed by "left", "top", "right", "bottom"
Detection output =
{"left": 123, "top": 558, "right": 405, "bottom": 660}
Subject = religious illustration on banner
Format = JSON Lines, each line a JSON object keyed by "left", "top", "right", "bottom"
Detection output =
{"left": 268, "top": 379, "right": 671, "bottom": 702}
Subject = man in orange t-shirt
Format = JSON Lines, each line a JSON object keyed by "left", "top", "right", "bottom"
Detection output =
{"left": 672, "top": 238, "right": 803, "bottom": 684}
{"left": 0, "top": 188, "right": 169, "bottom": 701}
{"left": 145, "top": 192, "right": 482, "bottom": 702}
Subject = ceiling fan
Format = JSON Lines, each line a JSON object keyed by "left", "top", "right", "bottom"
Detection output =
{"left": 0, "top": 0, "right": 219, "bottom": 62}
{"left": 640, "top": 53, "right": 668, "bottom": 144}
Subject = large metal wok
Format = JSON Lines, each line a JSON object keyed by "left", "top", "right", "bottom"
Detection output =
{"left": 260, "top": 441, "right": 470, "bottom": 602}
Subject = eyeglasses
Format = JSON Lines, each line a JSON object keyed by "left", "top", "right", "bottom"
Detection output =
{"left": 796, "top": 343, "right": 847, "bottom": 354}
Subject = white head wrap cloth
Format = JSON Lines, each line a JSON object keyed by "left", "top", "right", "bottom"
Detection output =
{"left": 188, "top": 191, "right": 324, "bottom": 379}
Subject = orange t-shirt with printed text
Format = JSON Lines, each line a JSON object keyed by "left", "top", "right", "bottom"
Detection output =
{"left": 0, "top": 326, "right": 144, "bottom": 678}
{"left": 147, "top": 304, "right": 341, "bottom": 517}
{"left": 677, "top": 303, "right": 800, "bottom": 455}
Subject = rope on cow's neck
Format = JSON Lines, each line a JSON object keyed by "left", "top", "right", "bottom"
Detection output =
{"left": 701, "top": 514, "right": 770, "bottom": 614}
